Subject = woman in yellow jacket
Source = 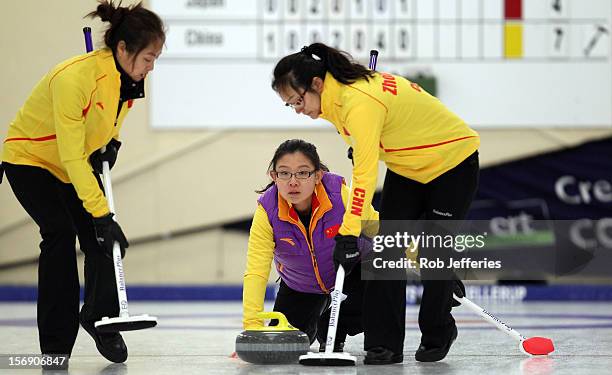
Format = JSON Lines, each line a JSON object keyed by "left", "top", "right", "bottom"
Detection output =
{"left": 243, "top": 139, "right": 378, "bottom": 352}
{"left": 0, "top": 1, "right": 164, "bottom": 366}
{"left": 271, "top": 43, "right": 480, "bottom": 364}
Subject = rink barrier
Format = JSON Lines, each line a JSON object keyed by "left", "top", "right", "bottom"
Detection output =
{"left": 1, "top": 284, "right": 612, "bottom": 302}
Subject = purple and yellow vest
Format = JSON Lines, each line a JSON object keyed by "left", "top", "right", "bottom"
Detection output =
{"left": 258, "top": 173, "right": 346, "bottom": 294}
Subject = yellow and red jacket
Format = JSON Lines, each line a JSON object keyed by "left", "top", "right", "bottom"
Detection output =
{"left": 2, "top": 48, "right": 133, "bottom": 217}
{"left": 319, "top": 72, "right": 480, "bottom": 237}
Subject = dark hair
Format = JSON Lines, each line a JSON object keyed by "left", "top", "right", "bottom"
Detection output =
{"left": 272, "top": 42, "right": 374, "bottom": 95}
{"left": 256, "top": 139, "right": 330, "bottom": 194}
{"left": 86, "top": 1, "right": 165, "bottom": 56}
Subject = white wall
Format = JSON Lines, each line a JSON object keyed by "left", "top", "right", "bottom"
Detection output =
{"left": 0, "top": 1, "right": 610, "bottom": 285}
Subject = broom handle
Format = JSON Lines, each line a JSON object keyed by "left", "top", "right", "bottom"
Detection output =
{"left": 454, "top": 295, "right": 526, "bottom": 342}
{"left": 83, "top": 27, "right": 130, "bottom": 319}
{"left": 325, "top": 266, "right": 346, "bottom": 354}
{"left": 369, "top": 49, "right": 378, "bottom": 71}
{"left": 83, "top": 27, "right": 94, "bottom": 53}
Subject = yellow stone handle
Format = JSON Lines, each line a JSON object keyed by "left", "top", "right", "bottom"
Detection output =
{"left": 250, "top": 311, "right": 296, "bottom": 331}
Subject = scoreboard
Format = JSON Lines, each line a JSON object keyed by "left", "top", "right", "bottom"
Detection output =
{"left": 150, "top": 0, "right": 612, "bottom": 128}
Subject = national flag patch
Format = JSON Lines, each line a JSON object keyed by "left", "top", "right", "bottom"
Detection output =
{"left": 325, "top": 224, "right": 340, "bottom": 238}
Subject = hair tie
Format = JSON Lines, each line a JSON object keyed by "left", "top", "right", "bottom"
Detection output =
{"left": 300, "top": 45, "right": 322, "bottom": 61}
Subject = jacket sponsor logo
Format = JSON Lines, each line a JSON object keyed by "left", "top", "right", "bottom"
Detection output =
{"left": 351, "top": 188, "right": 366, "bottom": 216}
{"left": 432, "top": 209, "right": 453, "bottom": 217}
{"left": 82, "top": 102, "right": 92, "bottom": 117}
{"left": 410, "top": 82, "right": 422, "bottom": 92}
{"left": 325, "top": 224, "right": 340, "bottom": 238}
{"left": 381, "top": 73, "right": 397, "bottom": 96}
{"left": 279, "top": 238, "right": 295, "bottom": 246}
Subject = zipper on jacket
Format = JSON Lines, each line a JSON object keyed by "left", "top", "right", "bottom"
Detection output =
{"left": 295, "top": 218, "right": 329, "bottom": 294}
{"left": 295, "top": 203, "right": 333, "bottom": 294}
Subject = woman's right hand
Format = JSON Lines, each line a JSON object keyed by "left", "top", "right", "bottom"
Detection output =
{"left": 92, "top": 213, "right": 129, "bottom": 259}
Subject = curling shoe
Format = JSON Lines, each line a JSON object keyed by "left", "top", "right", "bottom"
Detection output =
{"left": 79, "top": 312, "right": 128, "bottom": 363}
{"left": 364, "top": 346, "right": 404, "bottom": 365}
{"left": 41, "top": 354, "right": 69, "bottom": 370}
{"left": 415, "top": 325, "right": 457, "bottom": 362}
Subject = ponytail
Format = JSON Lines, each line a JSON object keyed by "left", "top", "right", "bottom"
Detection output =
{"left": 307, "top": 43, "right": 374, "bottom": 84}
{"left": 86, "top": 1, "right": 165, "bottom": 56}
{"left": 272, "top": 42, "right": 374, "bottom": 94}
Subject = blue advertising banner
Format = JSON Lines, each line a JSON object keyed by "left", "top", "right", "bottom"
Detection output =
{"left": 468, "top": 137, "right": 612, "bottom": 279}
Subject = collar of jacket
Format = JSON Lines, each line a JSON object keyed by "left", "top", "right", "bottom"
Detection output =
{"left": 112, "top": 50, "right": 145, "bottom": 101}
{"left": 277, "top": 180, "right": 333, "bottom": 225}
{"left": 319, "top": 72, "right": 345, "bottom": 125}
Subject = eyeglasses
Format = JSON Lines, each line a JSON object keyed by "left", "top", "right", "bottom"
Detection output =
{"left": 285, "top": 88, "right": 308, "bottom": 109}
{"left": 272, "top": 170, "right": 315, "bottom": 180}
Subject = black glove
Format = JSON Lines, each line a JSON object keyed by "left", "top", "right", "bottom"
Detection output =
{"left": 333, "top": 235, "right": 360, "bottom": 274}
{"left": 93, "top": 213, "right": 129, "bottom": 259}
{"left": 452, "top": 278, "right": 466, "bottom": 307}
{"left": 90, "top": 138, "right": 121, "bottom": 174}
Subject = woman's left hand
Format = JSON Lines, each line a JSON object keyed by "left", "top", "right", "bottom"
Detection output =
{"left": 90, "top": 138, "right": 122, "bottom": 174}
{"left": 333, "top": 235, "right": 360, "bottom": 274}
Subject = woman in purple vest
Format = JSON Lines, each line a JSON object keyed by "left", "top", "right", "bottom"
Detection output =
{"left": 242, "top": 139, "right": 378, "bottom": 352}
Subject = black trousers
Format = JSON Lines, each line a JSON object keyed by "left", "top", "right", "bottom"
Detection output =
{"left": 3, "top": 163, "right": 119, "bottom": 355}
{"left": 271, "top": 265, "right": 364, "bottom": 345}
{"left": 363, "top": 151, "right": 479, "bottom": 354}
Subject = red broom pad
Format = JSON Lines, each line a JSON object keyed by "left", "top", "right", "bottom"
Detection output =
{"left": 522, "top": 337, "right": 555, "bottom": 355}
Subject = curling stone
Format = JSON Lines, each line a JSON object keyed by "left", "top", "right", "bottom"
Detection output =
{"left": 235, "top": 311, "right": 310, "bottom": 364}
